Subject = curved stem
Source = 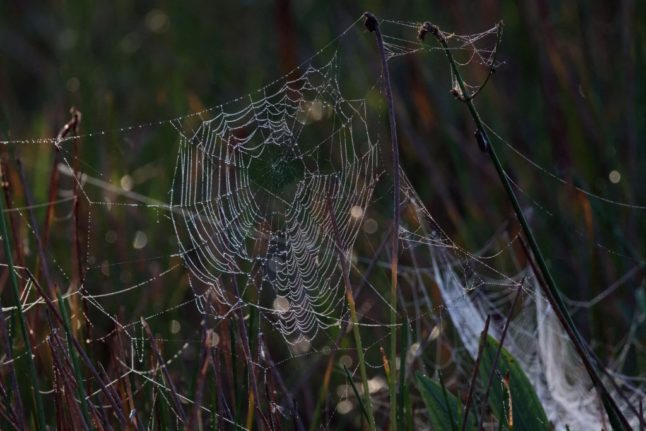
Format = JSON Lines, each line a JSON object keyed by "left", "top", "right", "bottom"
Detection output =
{"left": 420, "top": 22, "right": 632, "bottom": 430}
{"left": 364, "top": 12, "right": 401, "bottom": 431}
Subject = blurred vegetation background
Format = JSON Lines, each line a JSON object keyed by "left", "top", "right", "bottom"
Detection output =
{"left": 3, "top": 0, "right": 644, "bottom": 343}
{"left": 1, "top": 0, "right": 645, "bottom": 427}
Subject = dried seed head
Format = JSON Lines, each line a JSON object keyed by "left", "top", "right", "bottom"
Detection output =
{"left": 363, "top": 12, "right": 378, "bottom": 33}
{"left": 418, "top": 22, "right": 442, "bottom": 42}
{"left": 417, "top": 22, "right": 431, "bottom": 40}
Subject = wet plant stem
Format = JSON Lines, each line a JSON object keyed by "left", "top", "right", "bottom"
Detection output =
{"left": 420, "top": 21, "right": 631, "bottom": 430}
{"left": 364, "top": 12, "right": 400, "bottom": 431}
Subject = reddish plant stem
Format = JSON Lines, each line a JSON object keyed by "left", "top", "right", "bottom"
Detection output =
{"left": 462, "top": 315, "right": 491, "bottom": 430}
{"left": 478, "top": 282, "right": 523, "bottom": 431}
{"left": 42, "top": 108, "right": 81, "bottom": 257}
{"left": 28, "top": 274, "right": 129, "bottom": 426}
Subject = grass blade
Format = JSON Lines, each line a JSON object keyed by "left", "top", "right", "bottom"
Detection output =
{"left": 343, "top": 365, "right": 370, "bottom": 425}
{"left": 0, "top": 162, "right": 47, "bottom": 430}
{"left": 478, "top": 336, "right": 548, "bottom": 430}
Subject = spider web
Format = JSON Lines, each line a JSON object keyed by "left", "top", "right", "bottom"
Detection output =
{"left": 1, "top": 15, "right": 644, "bottom": 430}
{"left": 170, "top": 56, "right": 380, "bottom": 342}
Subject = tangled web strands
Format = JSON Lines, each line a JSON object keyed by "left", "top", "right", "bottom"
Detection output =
{"left": 399, "top": 175, "right": 644, "bottom": 429}
{"left": 171, "top": 57, "right": 380, "bottom": 341}
{"left": 1, "top": 16, "right": 644, "bottom": 429}
{"left": 171, "top": 18, "right": 644, "bottom": 427}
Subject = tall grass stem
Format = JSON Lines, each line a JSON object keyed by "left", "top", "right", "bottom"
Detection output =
{"left": 420, "top": 21, "right": 631, "bottom": 430}
{"left": 364, "top": 12, "right": 401, "bottom": 431}
{"left": 0, "top": 166, "right": 47, "bottom": 431}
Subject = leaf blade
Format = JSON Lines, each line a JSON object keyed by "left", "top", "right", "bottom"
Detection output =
{"left": 479, "top": 336, "right": 549, "bottom": 430}
{"left": 416, "top": 372, "right": 475, "bottom": 431}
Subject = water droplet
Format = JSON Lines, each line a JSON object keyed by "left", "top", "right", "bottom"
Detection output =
{"left": 133, "top": 231, "right": 148, "bottom": 249}
{"left": 609, "top": 170, "right": 621, "bottom": 184}
{"left": 336, "top": 400, "right": 353, "bottom": 415}
{"left": 120, "top": 175, "right": 134, "bottom": 191}
{"left": 273, "top": 296, "right": 290, "bottom": 313}
{"left": 363, "top": 218, "right": 378, "bottom": 234}
{"left": 170, "top": 320, "right": 181, "bottom": 334}
{"left": 350, "top": 205, "right": 363, "bottom": 219}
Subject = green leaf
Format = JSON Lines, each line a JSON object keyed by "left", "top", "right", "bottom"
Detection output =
{"left": 479, "top": 336, "right": 549, "bottom": 430}
{"left": 416, "top": 372, "right": 475, "bottom": 431}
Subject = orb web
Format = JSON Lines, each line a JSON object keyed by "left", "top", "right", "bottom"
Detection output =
{"left": 170, "top": 56, "right": 380, "bottom": 341}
